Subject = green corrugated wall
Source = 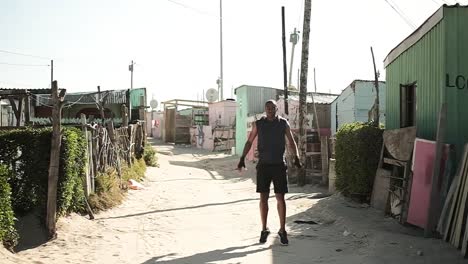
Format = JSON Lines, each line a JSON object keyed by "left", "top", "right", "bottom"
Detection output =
{"left": 130, "top": 88, "right": 146, "bottom": 109}
{"left": 444, "top": 7, "right": 468, "bottom": 157}
{"left": 385, "top": 20, "right": 445, "bottom": 140}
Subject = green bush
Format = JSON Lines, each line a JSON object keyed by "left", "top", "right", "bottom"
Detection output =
{"left": 58, "top": 128, "right": 87, "bottom": 216}
{"left": 335, "top": 122, "right": 383, "bottom": 197}
{"left": 0, "top": 128, "right": 87, "bottom": 217}
{"left": 143, "top": 145, "right": 158, "bottom": 167}
{"left": 0, "top": 165, "right": 18, "bottom": 250}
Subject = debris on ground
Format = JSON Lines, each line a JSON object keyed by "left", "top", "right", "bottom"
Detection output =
{"left": 128, "top": 179, "right": 145, "bottom": 190}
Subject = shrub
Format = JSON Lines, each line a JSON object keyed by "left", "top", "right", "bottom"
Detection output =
{"left": 58, "top": 128, "right": 87, "bottom": 216}
{"left": 335, "top": 122, "right": 383, "bottom": 198}
{"left": 89, "top": 158, "right": 146, "bottom": 212}
{"left": 143, "top": 145, "right": 158, "bottom": 167}
{"left": 0, "top": 128, "right": 87, "bottom": 217}
{"left": 89, "top": 169, "right": 125, "bottom": 212}
{"left": 0, "top": 165, "right": 18, "bottom": 250}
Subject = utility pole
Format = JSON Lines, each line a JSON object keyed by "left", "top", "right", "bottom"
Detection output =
{"left": 50, "top": 60, "right": 54, "bottom": 87}
{"left": 298, "top": 0, "right": 312, "bottom": 187}
{"left": 289, "top": 28, "right": 300, "bottom": 89}
{"left": 313, "top": 68, "right": 317, "bottom": 93}
{"left": 369, "top": 47, "right": 380, "bottom": 126}
{"left": 129, "top": 60, "right": 135, "bottom": 121}
{"left": 282, "top": 6, "right": 288, "bottom": 115}
{"left": 219, "top": 0, "right": 224, "bottom": 101}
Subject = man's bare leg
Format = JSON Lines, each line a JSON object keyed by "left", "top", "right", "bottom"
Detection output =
{"left": 260, "top": 192, "right": 269, "bottom": 230}
{"left": 275, "top": 193, "right": 286, "bottom": 232}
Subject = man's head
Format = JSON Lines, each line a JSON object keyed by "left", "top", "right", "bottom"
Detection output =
{"left": 265, "top": 100, "right": 278, "bottom": 119}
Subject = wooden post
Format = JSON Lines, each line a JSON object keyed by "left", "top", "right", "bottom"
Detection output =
{"left": 88, "top": 130, "right": 95, "bottom": 193}
{"left": 80, "top": 114, "right": 95, "bottom": 220}
{"left": 281, "top": 6, "right": 288, "bottom": 116}
{"left": 8, "top": 97, "right": 22, "bottom": 127}
{"left": 81, "top": 114, "right": 91, "bottom": 196}
{"left": 321, "top": 136, "right": 329, "bottom": 184}
{"left": 425, "top": 103, "right": 447, "bottom": 237}
{"left": 24, "top": 93, "right": 30, "bottom": 125}
{"left": 97, "top": 86, "right": 105, "bottom": 123}
{"left": 297, "top": 0, "right": 312, "bottom": 186}
{"left": 369, "top": 46, "right": 380, "bottom": 125}
{"left": 46, "top": 81, "right": 66, "bottom": 239}
{"left": 122, "top": 104, "right": 128, "bottom": 127}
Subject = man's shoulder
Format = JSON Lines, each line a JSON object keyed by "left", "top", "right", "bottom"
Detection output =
{"left": 278, "top": 116, "right": 290, "bottom": 126}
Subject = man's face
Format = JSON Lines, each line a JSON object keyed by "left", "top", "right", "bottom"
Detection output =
{"left": 265, "top": 102, "right": 277, "bottom": 118}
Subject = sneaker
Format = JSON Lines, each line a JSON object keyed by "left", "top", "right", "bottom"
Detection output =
{"left": 278, "top": 230, "right": 289, "bottom": 245}
{"left": 259, "top": 229, "right": 270, "bottom": 243}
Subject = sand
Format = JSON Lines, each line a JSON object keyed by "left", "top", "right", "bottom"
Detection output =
{"left": 2, "top": 140, "right": 467, "bottom": 263}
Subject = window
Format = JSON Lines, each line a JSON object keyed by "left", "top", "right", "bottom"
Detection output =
{"left": 400, "top": 83, "right": 416, "bottom": 128}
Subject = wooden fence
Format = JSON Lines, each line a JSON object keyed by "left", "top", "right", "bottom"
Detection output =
{"left": 80, "top": 114, "right": 145, "bottom": 195}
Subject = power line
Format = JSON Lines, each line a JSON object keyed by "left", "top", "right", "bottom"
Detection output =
{"left": 383, "top": 0, "right": 416, "bottom": 29}
{"left": 0, "top": 62, "right": 50, "bottom": 67}
{"left": 166, "top": 0, "right": 216, "bottom": 17}
{"left": 0, "top": 49, "right": 51, "bottom": 60}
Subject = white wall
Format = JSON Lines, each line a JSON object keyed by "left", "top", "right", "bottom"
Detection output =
{"left": 331, "top": 87, "right": 355, "bottom": 135}
{"left": 209, "top": 100, "right": 237, "bottom": 127}
{"left": 355, "top": 81, "right": 386, "bottom": 125}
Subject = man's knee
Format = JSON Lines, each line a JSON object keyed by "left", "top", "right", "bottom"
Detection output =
{"left": 260, "top": 193, "right": 269, "bottom": 203}
{"left": 275, "top": 193, "right": 285, "bottom": 201}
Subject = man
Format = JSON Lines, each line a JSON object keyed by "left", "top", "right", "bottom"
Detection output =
{"left": 237, "top": 100, "right": 301, "bottom": 245}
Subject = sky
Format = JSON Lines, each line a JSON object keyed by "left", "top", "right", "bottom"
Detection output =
{"left": 1, "top": 0, "right": 467, "bottom": 110}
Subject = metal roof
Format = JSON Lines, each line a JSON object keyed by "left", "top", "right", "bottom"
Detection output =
{"left": 384, "top": 4, "right": 468, "bottom": 67}
{"left": 0, "top": 88, "right": 52, "bottom": 95}
{"left": 35, "top": 89, "right": 128, "bottom": 106}
{"left": 279, "top": 92, "right": 338, "bottom": 104}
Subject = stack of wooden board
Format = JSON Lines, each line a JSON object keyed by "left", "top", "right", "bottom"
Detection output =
{"left": 439, "top": 144, "right": 468, "bottom": 256}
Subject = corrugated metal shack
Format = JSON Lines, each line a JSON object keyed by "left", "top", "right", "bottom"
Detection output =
{"left": 385, "top": 4, "right": 468, "bottom": 160}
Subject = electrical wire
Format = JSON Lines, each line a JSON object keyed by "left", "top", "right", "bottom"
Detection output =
{"left": 166, "top": 0, "right": 216, "bottom": 17}
{"left": 0, "top": 62, "right": 50, "bottom": 67}
{"left": 0, "top": 49, "right": 51, "bottom": 60}
{"left": 383, "top": 0, "right": 417, "bottom": 29}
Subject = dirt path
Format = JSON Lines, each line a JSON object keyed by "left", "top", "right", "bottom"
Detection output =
{"left": 9, "top": 141, "right": 468, "bottom": 263}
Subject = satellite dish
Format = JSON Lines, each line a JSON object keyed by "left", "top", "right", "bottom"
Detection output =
{"left": 150, "top": 99, "right": 158, "bottom": 109}
{"left": 206, "top": 88, "right": 219, "bottom": 103}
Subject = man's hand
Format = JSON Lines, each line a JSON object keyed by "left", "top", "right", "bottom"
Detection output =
{"left": 237, "top": 156, "right": 246, "bottom": 171}
{"left": 294, "top": 155, "right": 302, "bottom": 169}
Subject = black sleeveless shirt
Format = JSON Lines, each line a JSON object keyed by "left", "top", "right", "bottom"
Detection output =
{"left": 256, "top": 116, "right": 290, "bottom": 164}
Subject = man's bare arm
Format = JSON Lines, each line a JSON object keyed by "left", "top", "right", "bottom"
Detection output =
{"left": 286, "top": 127, "right": 299, "bottom": 157}
{"left": 237, "top": 122, "right": 258, "bottom": 170}
{"left": 241, "top": 122, "right": 258, "bottom": 158}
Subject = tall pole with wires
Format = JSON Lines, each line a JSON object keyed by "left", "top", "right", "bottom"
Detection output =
{"left": 219, "top": 0, "right": 224, "bottom": 101}
{"left": 51, "top": 60, "right": 54, "bottom": 87}
{"left": 129, "top": 60, "right": 135, "bottom": 121}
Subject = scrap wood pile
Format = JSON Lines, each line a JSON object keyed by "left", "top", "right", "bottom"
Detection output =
{"left": 438, "top": 143, "right": 468, "bottom": 257}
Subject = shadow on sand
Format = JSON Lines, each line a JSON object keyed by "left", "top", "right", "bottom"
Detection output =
{"left": 141, "top": 244, "right": 270, "bottom": 264}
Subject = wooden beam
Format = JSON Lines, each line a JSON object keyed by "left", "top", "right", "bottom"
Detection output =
{"left": 46, "top": 80, "right": 66, "bottom": 239}
{"left": 425, "top": 103, "right": 447, "bottom": 237}
{"left": 24, "top": 94, "right": 30, "bottom": 125}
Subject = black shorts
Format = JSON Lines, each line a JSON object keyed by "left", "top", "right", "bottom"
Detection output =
{"left": 256, "top": 163, "right": 288, "bottom": 194}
